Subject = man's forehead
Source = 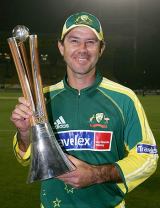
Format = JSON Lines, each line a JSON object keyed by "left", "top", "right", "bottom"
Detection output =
{"left": 65, "top": 26, "right": 98, "bottom": 40}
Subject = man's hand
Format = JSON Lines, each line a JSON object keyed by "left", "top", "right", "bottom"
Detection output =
{"left": 57, "top": 155, "right": 97, "bottom": 188}
{"left": 11, "top": 97, "right": 32, "bottom": 152}
{"left": 11, "top": 97, "right": 32, "bottom": 131}
{"left": 57, "top": 155, "right": 122, "bottom": 188}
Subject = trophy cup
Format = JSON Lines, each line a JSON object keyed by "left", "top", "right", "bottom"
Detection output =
{"left": 8, "top": 25, "right": 75, "bottom": 183}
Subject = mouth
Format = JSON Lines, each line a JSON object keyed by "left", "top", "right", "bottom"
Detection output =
{"left": 74, "top": 55, "right": 89, "bottom": 64}
{"left": 78, "top": 57, "right": 88, "bottom": 63}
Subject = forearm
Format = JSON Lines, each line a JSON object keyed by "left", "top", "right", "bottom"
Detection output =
{"left": 92, "top": 164, "right": 122, "bottom": 184}
{"left": 17, "top": 129, "right": 30, "bottom": 153}
{"left": 13, "top": 133, "right": 31, "bottom": 166}
{"left": 58, "top": 156, "right": 123, "bottom": 188}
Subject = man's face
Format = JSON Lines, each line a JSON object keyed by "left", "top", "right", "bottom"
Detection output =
{"left": 58, "top": 26, "right": 104, "bottom": 76}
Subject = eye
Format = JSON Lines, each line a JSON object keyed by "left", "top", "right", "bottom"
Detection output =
{"left": 69, "top": 38, "right": 79, "bottom": 45}
{"left": 86, "top": 40, "right": 97, "bottom": 47}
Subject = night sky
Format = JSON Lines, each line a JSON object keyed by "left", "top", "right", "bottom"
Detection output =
{"left": 0, "top": 0, "right": 160, "bottom": 88}
{"left": 0, "top": 0, "right": 159, "bottom": 33}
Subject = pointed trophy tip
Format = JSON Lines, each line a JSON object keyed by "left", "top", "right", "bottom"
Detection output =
{"left": 12, "top": 25, "right": 29, "bottom": 42}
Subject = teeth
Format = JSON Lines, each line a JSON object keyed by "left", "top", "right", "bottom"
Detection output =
{"left": 78, "top": 58, "right": 87, "bottom": 63}
{"left": 79, "top": 57, "right": 87, "bottom": 60}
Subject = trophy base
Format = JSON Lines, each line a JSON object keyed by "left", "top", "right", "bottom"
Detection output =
{"left": 27, "top": 122, "right": 75, "bottom": 183}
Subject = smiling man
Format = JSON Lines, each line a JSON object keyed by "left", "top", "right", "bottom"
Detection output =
{"left": 11, "top": 12, "right": 158, "bottom": 208}
{"left": 59, "top": 27, "right": 103, "bottom": 76}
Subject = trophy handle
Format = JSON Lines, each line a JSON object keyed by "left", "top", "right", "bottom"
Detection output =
{"left": 19, "top": 42, "right": 35, "bottom": 102}
{"left": 8, "top": 37, "right": 35, "bottom": 114}
{"left": 29, "top": 35, "right": 48, "bottom": 124}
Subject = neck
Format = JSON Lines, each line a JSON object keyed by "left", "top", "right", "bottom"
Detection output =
{"left": 67, "top": 69, "right": 96, "bottom": 91}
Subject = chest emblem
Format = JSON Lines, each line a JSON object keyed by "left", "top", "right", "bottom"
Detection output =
{"left": 90, "top": 113, "right": 110, "bottom": 128}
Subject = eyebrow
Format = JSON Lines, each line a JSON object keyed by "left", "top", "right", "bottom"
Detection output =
{"left": 67, "top": 36, "right": 79, "bottom": 39}
{"left": 67, "top": 35, "right": 98, "bottom": 41}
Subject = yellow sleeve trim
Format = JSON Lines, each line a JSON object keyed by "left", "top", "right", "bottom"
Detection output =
{"left": 43, "top": 81, "right": 64, "bottom": 94}
{"left": 100, "top": 78, "right": 159, "bottom": 193}
{"left": 116, "top": 146, "right": 158, "bottom": 192}
{"left": 115, "top": 200, "right": 125, "bottom": 208}
{"left": 13, "top": 133, "right": 31, "bottom": 166}
{"left": 40, "top": 204, "right": 44, "bottom": 208}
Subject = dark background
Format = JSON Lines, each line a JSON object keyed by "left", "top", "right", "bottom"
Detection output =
{"left": 0, "top": 1, "right": 159, "bottom": 207}
{"left": 0, "top": 0, "right": 160, "bottom": 89}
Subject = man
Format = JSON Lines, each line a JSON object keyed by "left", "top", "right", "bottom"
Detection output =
{"left": 11, "top": 12, "right": 158, "bottom": 208}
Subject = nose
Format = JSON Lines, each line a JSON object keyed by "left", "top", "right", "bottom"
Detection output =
{"left": 79, "top": 42, "right": 87, "bottom": 51}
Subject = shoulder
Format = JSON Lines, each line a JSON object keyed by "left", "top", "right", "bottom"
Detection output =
{"left": 99, "top": 77, "right": 137, "bottom": 100}
{"left": 43, "top": 80, "right": 64, "bottom": 94}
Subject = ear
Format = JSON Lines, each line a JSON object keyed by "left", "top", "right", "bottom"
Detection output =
{"left": 58, "top": 41, "right": 64, "bottom": 56}
{"left": 99, "top": 42, "right": 105, "bottom": 57}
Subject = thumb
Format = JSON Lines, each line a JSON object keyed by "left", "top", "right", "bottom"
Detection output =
{"left": 67, "top": 155, "right": 85, "bottom": 166}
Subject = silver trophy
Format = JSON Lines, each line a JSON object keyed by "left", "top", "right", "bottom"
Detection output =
{"left": 8, "top": 26, "right": 75, "bottom": 183}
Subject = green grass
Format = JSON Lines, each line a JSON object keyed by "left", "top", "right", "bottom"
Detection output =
{"left": 0, "top": 92, "right": 159, "bottom": 208}
{"left": 0, "top": 91, "right": 40, "bottom": 208}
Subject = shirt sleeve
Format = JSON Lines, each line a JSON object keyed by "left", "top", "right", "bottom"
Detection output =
{"left": 115, "top": 94, "right": 158, "bottom": 194}
{"left": 13, "top": 132, "right": 31, "bottom": 166}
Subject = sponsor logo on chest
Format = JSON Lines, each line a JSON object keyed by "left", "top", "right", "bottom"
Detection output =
{"left": 54, "top": 116, "right": 69, "bottom": 129}
{"left": 57, "top": 130, "right": 113, "bottom": 151}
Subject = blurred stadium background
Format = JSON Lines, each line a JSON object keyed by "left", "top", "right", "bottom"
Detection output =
{"left": 0, "top": 0, "right": 159, "bottom": 207}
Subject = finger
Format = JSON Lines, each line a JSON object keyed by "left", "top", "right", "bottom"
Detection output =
{"left": 18, "top": 97, "right": 31, "bottom": 107}
{"left": 15, "top": 104, "right": 33, "bottom": 116}
{"left": 67, "top": 155, "right": 83, "bottom": 165}
{"left": 57, "top": 176, "right": 75, "bottom": 185}
{"left": 58, "top": 172, "right": 74, "bottom": 179}
{"left": 11, "top": 112, "right": 28, "bottom": 121}
{"left": 57, "top": 168, "right": 79, "bottom": 180}
{"left": 58, "top": 178, "right": 79, "bottom": 188}
{"left": 13, "top": 107, "right": 31, "bottom": 119}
